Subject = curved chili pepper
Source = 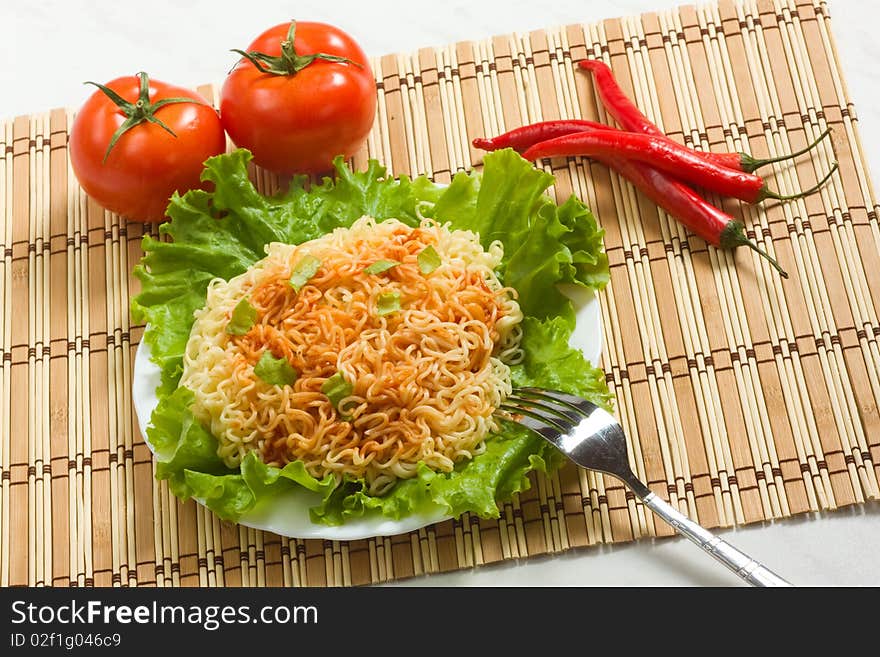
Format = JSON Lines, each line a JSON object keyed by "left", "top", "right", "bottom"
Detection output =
{"left": 472, "top": 119, "right": 614, "bottom": 153}
{"left": 474, "top": 116, "right": 832, "bottom": 178}
{"left": 577, "top": 59, "right": 831, "bottom": 173}
{"left": 601, "top": 156, "right": 788, "bottom": 278}
{"left": 521, "top": 130, "right": 838, "bottom": 204}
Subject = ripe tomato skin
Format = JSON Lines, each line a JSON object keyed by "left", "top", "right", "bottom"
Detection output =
{"left": 69, "top": 76, "right": 226, "bottom": 223}
{"left": 220, "top": 22, "right": 377, "bottom": 175}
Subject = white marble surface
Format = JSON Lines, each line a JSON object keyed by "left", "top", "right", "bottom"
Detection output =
{"left": 2, "top": 0, "right": 878, "bottom": 586}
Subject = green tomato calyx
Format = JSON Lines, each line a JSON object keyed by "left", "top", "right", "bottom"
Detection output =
{"left": 230, "top": 20, "right": 363, "bottom": 77}
{"left": 84, "top": 71, "right": 205, "bottom": 163}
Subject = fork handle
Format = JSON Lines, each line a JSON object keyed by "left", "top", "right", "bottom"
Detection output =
{"left": 642, "top": 492, "right": 792, "bottom": 587}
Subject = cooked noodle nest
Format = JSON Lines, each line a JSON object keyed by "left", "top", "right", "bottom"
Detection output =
{"left": 180, "top": 216, "right": 524, "bottom": 494}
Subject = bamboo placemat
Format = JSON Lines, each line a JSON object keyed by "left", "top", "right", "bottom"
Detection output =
{"left": 1, "top": 0, "right": 878, "bottom": 587}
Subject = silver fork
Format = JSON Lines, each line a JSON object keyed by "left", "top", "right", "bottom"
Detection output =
{"left": 503, "top": 387, "right": 792, "bottom": 587}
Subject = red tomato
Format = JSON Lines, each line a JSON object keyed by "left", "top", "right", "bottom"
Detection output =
{"left": 220, "top": 21, "right": 377, "bottom": 175}
{"left": 69, "top": 73, "right": 226, "bottom": 223}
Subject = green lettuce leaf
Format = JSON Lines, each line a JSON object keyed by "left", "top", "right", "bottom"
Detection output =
{"left": 376, "top": 291, "right": 402, "bottom": 316}
{"left": 428, "top": 148, "right": 610, "bottom": 323}
{"left": 512, "top": 316, "right": 613, "bottom": 408}
{"left": 253, "top": 351, "right": 299, "bottom": 387}
{"left": 226, "top": 298, "right": 257, "bottom": 336}
{"left": 288, "top": 255, "right": 321, "bottom": 292}
{"left": 321, "top": 372, "right": 353, "bottom": 413}
{"left": 145, "top": 387, "right": 233, "bottom": 499}
{"left": 133, "top": 147, "right": 611, "bottom": 526}
{"left": 183, "top": 451, "right": 339, "bottom": 522}
{"left": 417, "top": 245, "right": 440, "bottom": 274}
{"left": 363, "top": 259, "right": 400, "bottom": 275}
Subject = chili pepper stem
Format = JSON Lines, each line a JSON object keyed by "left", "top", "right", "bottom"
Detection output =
{"left": 759, "top": 161, "right": 839, "bottom": 202}
{"left": 740, "top": 128, "right": 833, "bottom": 173}
{"left": 720, "top": 221, "right": 789, "bottom": 278}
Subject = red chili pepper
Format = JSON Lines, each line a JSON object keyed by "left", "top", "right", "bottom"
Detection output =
{"left": 600, "top": 156, "right": 788, "bottom": 278}
{"left": 520, "top": 130, "right": 838, "bottom": 204}
{"left": 474, "top": 115, "right": 832, "bottom": 178}
{"left": 472, "top": 119, "right": 613, "bottom": 153}
{"left": 577, "top": 59, "right": 831, "bottom": 173}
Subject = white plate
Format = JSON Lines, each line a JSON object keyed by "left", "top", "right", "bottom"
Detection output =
{"left": 132, "top": 287, "right": 602, "bottom": 540}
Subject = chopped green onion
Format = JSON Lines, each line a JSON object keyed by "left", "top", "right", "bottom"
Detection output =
{"left": 417, "top": 245, "right": 441, "bottom": 274}
{"left": 289, "top": 255, "right": 321, "bottom": 292}
{"left": 376, "top": 291, "right": 402, "bottom": 316}
{"left": 253, "top": 350, "right": 299, "bottom": 387}
{"left": 321, "top": 372, "right": 354, "bottom": 414}
{"left": 364, "top": 259, "right": 400, "bottom": 275}
{"left": 225, "top": 298, "right": 257, "bottom": 335}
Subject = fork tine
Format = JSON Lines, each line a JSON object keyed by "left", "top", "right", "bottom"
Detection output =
{"left": 514, "top": 387, "right": 599, "bottom": 417}
{"left": 499, "top": 402, "right": 567, "bottom": 430}
{"left": 505, "top": 413, "right": 565, "bottom": 448}
{"left": 502, "top": 397, "right": 580, "bottom": 432}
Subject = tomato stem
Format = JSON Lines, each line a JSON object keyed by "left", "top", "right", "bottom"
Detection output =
{"left": 230, "top": 20, "right": 363, "bottom": 77}
{"left": 84, "top": 72, "right": 205, "bottom": 163}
